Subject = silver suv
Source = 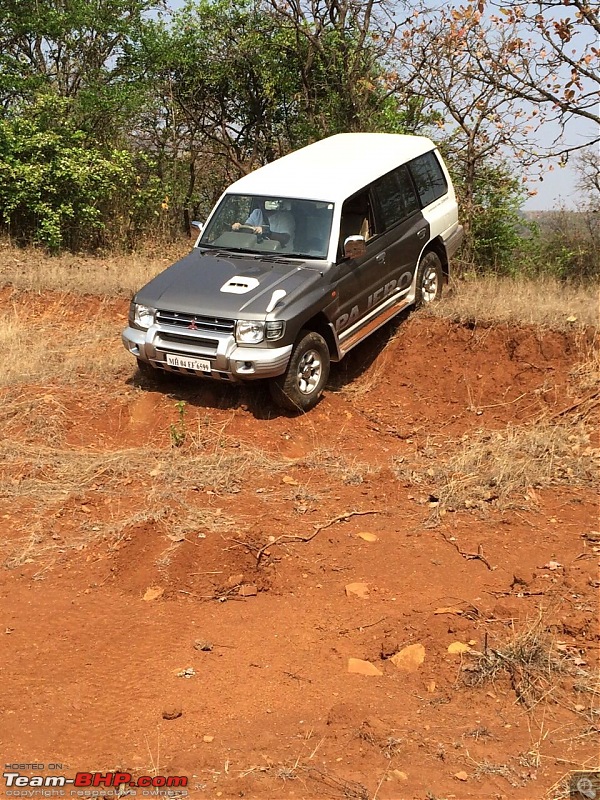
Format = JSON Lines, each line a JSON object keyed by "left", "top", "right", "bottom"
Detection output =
{"left": 123, "top": 133, "right": 463, "bottom": 411}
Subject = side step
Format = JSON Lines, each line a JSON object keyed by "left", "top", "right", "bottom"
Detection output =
{"left": 339, "top": 298, "right": 411, "bottom": 356}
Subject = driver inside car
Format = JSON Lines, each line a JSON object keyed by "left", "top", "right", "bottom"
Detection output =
{"left": 232, "top": 200, "right": 295, "bottom": 250}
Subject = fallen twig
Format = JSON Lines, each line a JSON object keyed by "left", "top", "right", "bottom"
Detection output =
{"left": 255, "top": 509, "right": 383, "bottom": 565}
{"left": 439, "top": 531, "right": 495, "bottom": 570}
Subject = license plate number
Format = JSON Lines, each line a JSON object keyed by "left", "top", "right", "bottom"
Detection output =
{"left": 165, "top": 353, "right": 211, "bottom": 372}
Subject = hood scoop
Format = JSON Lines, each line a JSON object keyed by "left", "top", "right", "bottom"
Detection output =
{"left": 220, "top": 275, "right": 260, "bottom": 294}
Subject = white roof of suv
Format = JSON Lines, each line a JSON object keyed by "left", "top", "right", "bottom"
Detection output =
{"left": 226, "top": 133, "right": 436, "bottom": 204}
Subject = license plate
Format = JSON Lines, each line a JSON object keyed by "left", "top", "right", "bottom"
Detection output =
{"left": 165, "top": 353, "right": 211, "bottom": 372}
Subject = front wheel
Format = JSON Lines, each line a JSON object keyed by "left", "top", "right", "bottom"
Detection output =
{"left": 269, "top": 330, "right": 330, "bottom": 412}
{"left": 136, "top": 358, "right": 172, "bottom": 384}
{"left": 415, "top": 251, "right": 443, "bottom": 307}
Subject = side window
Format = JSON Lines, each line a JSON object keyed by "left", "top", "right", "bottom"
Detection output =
{"left": 339, "top": 190, "right": 375, "bottom": 256}
{"left": 409, "top": 151, "right": 448, "bottom": 208}
{"left": 373, "top": 165, "right": 420, "bottom": 230}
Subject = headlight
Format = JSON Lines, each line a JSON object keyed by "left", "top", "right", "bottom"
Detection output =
{"left": 134, "top": 304, "right": 156, "bottom": 329}
{"left": 235, "top": 320, "right": 264, "bottom": 344}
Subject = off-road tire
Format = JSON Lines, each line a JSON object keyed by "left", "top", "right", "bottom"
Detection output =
{"left": 269, "top": 330, "right": 330, "bottom": 412}
{"left": 136, "top": 358, "right": 171, "bottom": 384}
{"left": 415, "top": 250, "right": 443, "bottom": 307}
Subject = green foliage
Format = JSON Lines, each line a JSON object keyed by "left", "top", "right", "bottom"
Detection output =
{"left": 531, "top": 210, "right": 600, "bottom": 282}
{"left": 449, "top": 160, "right": 532, "bottom": 274}
{"left": 0, "top": 94, "right": 163, "bottom": 249}
{"left": 169, "top": 401, "right": 187, "bottom": 448}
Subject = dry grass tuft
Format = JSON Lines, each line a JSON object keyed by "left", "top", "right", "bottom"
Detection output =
{"left": 463, "top": 620, "right": 567, "bottom": 707}
{"left": 393, "top": 421, "right": 597, "bottom": 511}
{"left": 0, "top": 239, "right": 189, "bottom": 296}
{"left": 0, "top": 309, "right": 129, "bottom": 387}
{"left": 425, "top": 275, "right": 599, "bottom": 330}
{"left": 0, "top": 423, "right": 376, "bottom": 565}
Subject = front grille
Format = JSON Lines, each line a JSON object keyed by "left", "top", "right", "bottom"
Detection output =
{"left": 157, "top": 332, "right": 218, "bottom": 358}
{"left": 156, "top": 310, "right": 235, "bottom": 334}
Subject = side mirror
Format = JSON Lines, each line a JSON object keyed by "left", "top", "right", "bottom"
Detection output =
{"left": 191, "top": 220, "right": 204, "bottom": 233}
{"left": 344, "top": 235, "right": 366, "bottom": 259}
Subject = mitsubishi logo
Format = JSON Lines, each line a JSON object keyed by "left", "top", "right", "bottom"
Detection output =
{"left": 188, "top": 319, "right": 198, "bottom": 330}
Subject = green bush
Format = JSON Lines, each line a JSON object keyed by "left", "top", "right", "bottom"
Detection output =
{"left": 0, "top": 94, "right": 163, "bottom": 250}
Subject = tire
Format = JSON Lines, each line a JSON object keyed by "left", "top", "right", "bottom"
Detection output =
{"left": 136, "top": 358, "right": 171, "bottom": 383}
{"left": 269, "top": 330, "right": 330, "bottom": 412}
{"left": 415, "top": 250, "right": 443, "bottom": 307}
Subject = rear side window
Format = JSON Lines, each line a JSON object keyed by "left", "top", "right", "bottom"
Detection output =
{"left": 373, "top": 165, "right": 420, "bottom": 230}
{"left": 409, "top": 151, "right": 448, "bottom": 207}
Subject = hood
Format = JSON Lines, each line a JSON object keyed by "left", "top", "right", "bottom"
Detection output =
{"left": 135, "top": 248, "right": 324, "bottom": 319}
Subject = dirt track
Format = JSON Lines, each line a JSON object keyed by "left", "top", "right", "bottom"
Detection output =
{"left": 0, "top": 290, "right": 598, "bottom": 799}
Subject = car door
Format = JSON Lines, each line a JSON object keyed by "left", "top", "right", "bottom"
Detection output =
{"left": 331, "top": 188, "right": 388, "bottom": 336}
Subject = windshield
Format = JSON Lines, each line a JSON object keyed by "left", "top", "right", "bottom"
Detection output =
{"left": 199, "top": 194, "right": 334, "bottom": 259}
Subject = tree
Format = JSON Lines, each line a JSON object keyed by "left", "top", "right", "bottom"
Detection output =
{"left": 413, "top": 0, "right": 599, "bottom": 160}
{"left": 0, "top": 0, "right": 161, "bottom": 138}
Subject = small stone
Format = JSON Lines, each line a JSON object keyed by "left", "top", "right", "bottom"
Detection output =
{"left": 347, "top": 657, "right": 383, "bottom": 676}
{"left": 194, "top": 640, "right": 213, "bottom": 652}
{"left": 447, "top": 641, "right": 470, "bottom": 655}
{"left": 143, "top": 586, "right": 164, "bottom": 602}
{"left": 392, "top": 770, "right": 408, "bottom": 781}
{"left": 238, "top": 584, "right": 258, "bottom": 597}
{"left": 226, "top": 573, "right": 244, "bottom": 587}
{"left": 202, "top": 735, "right": 214, "bottom": 743}
{"left": 162, "top": 708, "right": 182, "bottom": 720}
{"left": 390, "top": 643, "right": 426, "bottom": 673}
{"left": 345, "top": 582, "right": 369, "bottom": 599}
{"left": 454, "top": 771, "right": 468, "bottom": 781}
{"left": 175, "top": 667, "right": 196, "bottom": 678}
{"left": 356, "top": 532, "right": 379, "bottom": 542}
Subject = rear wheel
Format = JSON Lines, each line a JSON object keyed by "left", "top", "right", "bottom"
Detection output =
{"left": 415, "top": 251, "right": 443, "bottom": 307}
{"left": 269, "top": 330, "right": 330, "bottom": 412}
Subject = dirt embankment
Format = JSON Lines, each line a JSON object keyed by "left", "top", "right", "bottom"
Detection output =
{"left": 0, "top": 289, "right": 598, "bottom": 800}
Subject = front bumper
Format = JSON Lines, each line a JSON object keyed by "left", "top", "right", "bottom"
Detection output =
{"left": 122, "top": 324, "right": 292, "bottom": 382}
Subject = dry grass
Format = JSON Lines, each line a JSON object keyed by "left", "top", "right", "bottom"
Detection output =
{"left": 0, "top": 305, "right": 129, "bottom": 387}
{"left": 0, "top": 409, "right": 375, "bottom": 566}
{"left": 425, "top": 275, "right": 599, "bottom": 330}
{"left": 393, "top": 421, "right": 598, "bottom": 511}
{"left": 463, "top": 620, "right": 567, "bottom": 707}
{"left": 0, "top": 239, "right": 189, "bottom": 296}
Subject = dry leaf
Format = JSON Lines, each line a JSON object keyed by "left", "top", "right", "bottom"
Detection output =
{"left": 447, "top": 641, "right": 470, "bottom": 654}
{"left": 143, "top": 586, "right": 164, "bottom": 602}
{"left": 282, "top": 475, "right": 298, "bottom": 486}
{"left": 427, "top": 680, "right": 436, "bottom": 693}
{"left": 356, "top": 532, "right": 379, "bottom": 542}
{"left": 167, "top": 533, "right": 186, "bottom": 542}
{"left": 434, "top": 606, "right": 463, "bottom": 615}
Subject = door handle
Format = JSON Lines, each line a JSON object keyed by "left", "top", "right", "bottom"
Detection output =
{"left": 417, "top": 228, "right": 427, "bottom": 239}
{"left": 376, "top": 252, "right": 386, "bottom": 263}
